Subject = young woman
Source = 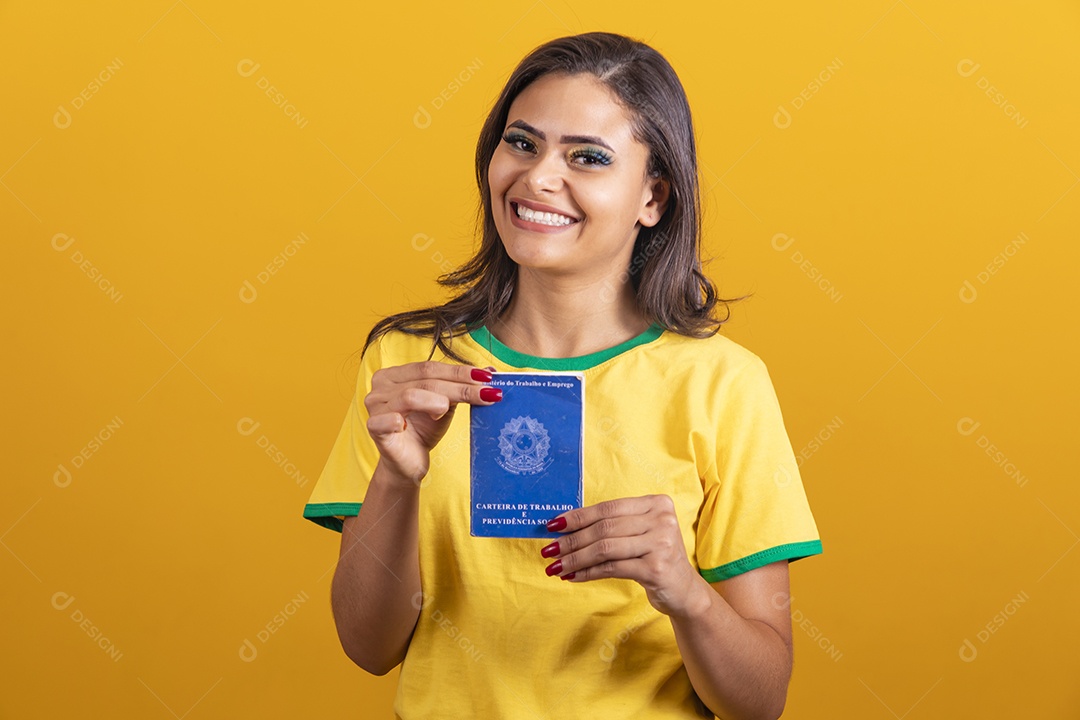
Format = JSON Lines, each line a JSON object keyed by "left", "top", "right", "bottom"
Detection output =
{"left": 305, "top": 31, "right": 823, "bottom": 720}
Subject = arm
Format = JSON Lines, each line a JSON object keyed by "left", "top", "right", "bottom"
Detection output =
{"left": 542, "top": 496, "right": 795, "bottom": 720}
{"left": 667, "top": 561, "right": 793, "bottom": 720}
{"left": 328, "top": 360, "right": 501, "bottom": 675}
{"left": 331, "top": 460, "right": 421, "bottom": 675}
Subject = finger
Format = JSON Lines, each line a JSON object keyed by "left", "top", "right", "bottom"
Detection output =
{"left": 371, "top": 364, "right": 502, "bottom": 411}
{"left": 546, "top": 534, "right": 653, "bottom": 579}
{"left": 546, "top": 495, "right": 666, "bottom": 534}
{"left": 367, "top": 412, "right": 406, "bottom": 438}
{"left": 558, "top": 557, "right": 652, "bottom": 584}
{"left": 390, "top": 380, "right": 501, "bottom": 419}
{"left": 382, "top": 386, "right": 452, "bottom": 421}
{"left": 546, "top": 513, "right": 652, "bottom": 559}
{"left": 409, "top": 377, "right": 504, "bottom": 407}
{"left": 376, "top": 360, "right": 493, "bottom": 387}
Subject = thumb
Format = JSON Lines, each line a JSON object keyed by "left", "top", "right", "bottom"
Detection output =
{"left": 433, "top": 403, "right": 458, "bottom": 421}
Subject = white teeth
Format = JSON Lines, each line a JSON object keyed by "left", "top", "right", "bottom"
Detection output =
{"left": 515, "top": 203, "right": 575, "bottom": 226}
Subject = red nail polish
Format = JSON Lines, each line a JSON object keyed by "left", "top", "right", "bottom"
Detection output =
{"left": 545, "top": 559, "right": 563, "bottom": 576}
{"left": 480, "top": 387, "right": 503, "bottom": 402}
{"left": 546, "top": 516, "right": 567, "bottom": 532}
{"left": 471, "top": 368, "right": 493, "bottom": 382}
{"left": 560, "top": 572, "right": 576, "bottom": 581}
{"left": 541, "top": 541, "right": 560, "bottom": 558}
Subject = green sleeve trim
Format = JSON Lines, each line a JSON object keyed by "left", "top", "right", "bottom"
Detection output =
{"left": 303, "top": 502, "right": 362, "bottom": 533}
{"left": 699, "top": 539, "right": 823, "bottom": 582}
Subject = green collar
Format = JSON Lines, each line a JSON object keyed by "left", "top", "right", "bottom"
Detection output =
{"left": 467, "top": 322, "right": 666, "bottom": 371}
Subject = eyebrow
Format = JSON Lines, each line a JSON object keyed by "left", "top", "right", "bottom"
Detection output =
{"left": 506, "top": 120, "right": 615, "bottom": 153}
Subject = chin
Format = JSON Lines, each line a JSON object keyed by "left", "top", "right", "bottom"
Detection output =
{"left": 502, "top": 245, "right": 553, "bottom": 267}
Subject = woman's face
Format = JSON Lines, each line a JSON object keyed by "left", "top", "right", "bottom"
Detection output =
{"left": 487, "top": 72, "right": 668, "bottom": 279}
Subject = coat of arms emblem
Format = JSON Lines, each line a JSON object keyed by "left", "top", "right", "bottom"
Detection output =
{"left": 496, "top": 415, "right": 553, "bottom": 475}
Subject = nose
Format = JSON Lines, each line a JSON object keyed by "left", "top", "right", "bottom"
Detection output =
{"left": 522, "top": 149, "right": 565, "bottom": 194}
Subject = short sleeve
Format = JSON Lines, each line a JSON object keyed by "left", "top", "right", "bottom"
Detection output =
{"left": 695, "top": 355, "right": 823, "bottom": 581}
{"left": 302, "top": 336, "right": 385, "bottom": 533}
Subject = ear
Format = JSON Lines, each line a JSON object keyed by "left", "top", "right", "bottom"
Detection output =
{"left": 639, "top": 174, "right": 670, "bottom": 228}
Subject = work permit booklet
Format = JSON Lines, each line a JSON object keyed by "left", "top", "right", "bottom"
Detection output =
{"left": 470, "top": 371, "right": 584, "bottom": 539}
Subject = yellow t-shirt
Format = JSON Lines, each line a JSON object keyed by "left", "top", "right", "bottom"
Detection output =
{"left": 305, "top": 322, "right": 823, "bottom": 719}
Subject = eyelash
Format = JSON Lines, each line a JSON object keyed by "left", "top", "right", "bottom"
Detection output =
{"left": 501, "top": 131, "right": 613, "bottom": 166}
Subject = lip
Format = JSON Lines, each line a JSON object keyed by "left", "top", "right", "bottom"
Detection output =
{"left": 507, "top": 197, "right": 582, "bottom": 234}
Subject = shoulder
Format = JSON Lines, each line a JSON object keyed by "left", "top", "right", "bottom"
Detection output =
{"left": 648, "top": 330, "right": 785, "bottom": 414}
{"left": 653, "top": 328, "right": 768, "bottom": 376}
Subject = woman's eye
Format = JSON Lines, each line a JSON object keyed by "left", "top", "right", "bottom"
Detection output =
{"left": 502, "top": 132, "right": 535, "bottom": 152}
{"left": 569, "top": 148, "right": 613, "bottom": 167}
{"left": 501, "top": 132, "right": 612, "bottom": 167}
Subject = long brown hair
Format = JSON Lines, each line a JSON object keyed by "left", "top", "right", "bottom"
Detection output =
{"left": 361, "top": 31, "right": 749, "bottom": 365}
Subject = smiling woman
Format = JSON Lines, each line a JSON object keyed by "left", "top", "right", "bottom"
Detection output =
{"left": 304, "top": 31, "right": 823, "bottom": 720}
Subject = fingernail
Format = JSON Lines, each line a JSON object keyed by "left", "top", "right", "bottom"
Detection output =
{"left": 485, "top": 366, "right": 496, "bottom": 372}
{"left": 560, "top": 572, "right": 576, "bottom": 581}
{"left": 545, "top": 559, "right": 563, "bottom": 576}
{"left": 471, "top": 368, "right": 493, "bottom": 382}
{"left": 546, "top": 516, "right": 567, "bottom": 532}
{"left": 541, "top": 541, "right": 560, "bottom": 558}
{"left": 480, "top": 387, "right": 503, "bottom": 402}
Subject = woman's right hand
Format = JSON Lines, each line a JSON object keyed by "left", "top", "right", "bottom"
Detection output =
{"left": 364, "top": 362, "right": 502, "bottom": 487}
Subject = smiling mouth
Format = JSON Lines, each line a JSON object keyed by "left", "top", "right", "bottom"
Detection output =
{"left": 510, "top": 202, "right": 580, "bottom": 228}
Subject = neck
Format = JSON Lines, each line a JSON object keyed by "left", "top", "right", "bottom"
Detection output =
{"left": 488, "top": 267, "right": 651, "bottom": 358}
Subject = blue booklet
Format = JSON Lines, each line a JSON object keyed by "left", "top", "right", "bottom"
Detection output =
{"left": 470, "top": 371, "right": 585, "bottom": 538}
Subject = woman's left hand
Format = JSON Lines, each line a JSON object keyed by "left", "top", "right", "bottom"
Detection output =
{"left": 541, "top": 494, "right": 702, "bottom": 616}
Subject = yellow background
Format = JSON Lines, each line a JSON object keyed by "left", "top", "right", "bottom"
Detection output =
{"left": 3, "top": 1, "right": 1077, "bottom": 717}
